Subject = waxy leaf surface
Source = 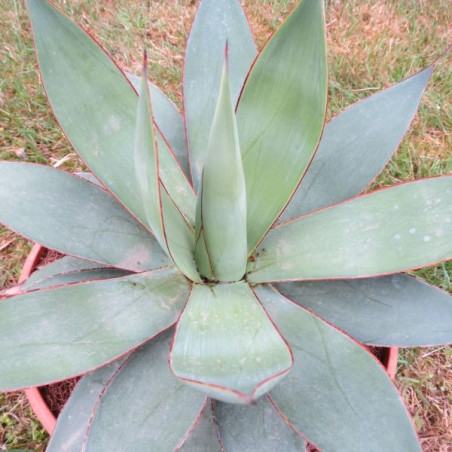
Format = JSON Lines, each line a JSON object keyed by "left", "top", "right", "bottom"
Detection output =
{"left": 184, "top": 0, "right": 256, "bottom": 189}
{"left": 27, "top": 0, "right": 195, "bottom": 227}
{"left": 214, "top": 396, "right": 306, "bottom": 451}
{"left": 257, "top": 285, "right": 421, "bottom": 452}
{"left": 0, "top": 163, "right": 169, "bottom": 272}
{"left": 47, "top": 358, "right": 127, "bottom": 452}
{"left": 84, "top": 333, "right": 206, "bottom": 451}
{"left": 276, "top": 275, "right": 452, "bottom": 346}
{"left": 237, "top": 0, "right": 327, "bottom": 252}
{"left": 279, "top": 67, "right": 433, "bottom": 221}
{"left": 135, "top": 68, "right": 201, "bottom": 282}
{"left": 23, "top": 256, "right": 111, "bottom": 289}
{"left": 195, "top": 60, "right": 247, "bottom": 281}
{"left": 170, "top": 282, "right": 293, "bottom": 404}
{"left": 0, "top": 268, "right": 189, "bottom": 390}
{"left": 126, "top": 73, "right": 190, "bottom": 180}
{"left": 179, "top": 402, "right": 222, "bottom": 451}
{"left": 249, "top": 177, "right": 452, "bottom": 283}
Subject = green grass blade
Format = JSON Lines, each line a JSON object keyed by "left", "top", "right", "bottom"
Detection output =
{"left": 248, "top": 177, "right": 452, "bottom": 283}
{"left": 0, "top": 268, "right": 190, "bottom": 390}
{"left": 237, "top": 0, "right": 327, "bottom": 253}
{"left": 84, "top": 332, "right": 206, "bottom": 450}
{"left": 184, "top": 0, "right": 257, "bottom": 190}
{"left": 169, "top": 282, "right": 293, "bottom": 404}
{"left": 26, "top": 0, "right": 195, "bottom": 228}
{"left": 0, "top": 162, "right": 169, "bottom": 272}
{"left": 213, "top": 397, "right": 306, "bottom": 450}
{"left": 257, "top": 285, "right": 421, "bottom": 452}
{"left": 279, "top": 67, "right": 433, "bottom": 222}
{"left": 195, "top": 57, "right": 247, "bottom": 281}
{"left": 276, "top": 275, "right": 452, "bottom": 346}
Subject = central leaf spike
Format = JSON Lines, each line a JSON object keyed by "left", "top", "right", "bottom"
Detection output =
{"left": 169, "top": 282, "right": 293, "bottom": 404}
{"left": 194, "top": 47, "right": 248, "bottom": 282}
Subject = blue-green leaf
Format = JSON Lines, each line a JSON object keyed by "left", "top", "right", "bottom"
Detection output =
{"left": 84, "top": 332, "right": 206, "bottom": 450}
{"left": 276, "top": 274, "right": 452, "bottom": 346}
{"left": 126, "top": 72, "right": 190, "bottom": 180}
{"left": 195, "top": 57, "right": 247, "bottom": 281}
{"left": 257, "top": 285, "right": 421, "bottom": 452}
{"left": 248, "top": 177, "right": 452, "bottom": 283}
{"left": 237, "top": 0, "right": 327, "bottom": 253}
{"left": 279, "top": 67, "right": 433, "bottom": 222}
{"left": 27, "top": 0, "right": 195, "bottom": 227}
{"left": 0, "top": 268, "right": 189, "bottom": 390}
{"left": 135, "top": 63, "right": 201, "bottom": 283}
{"left": 169, "top": 282, "right": 293, "bottom": 404}
{"left": 214, "top": 396, "right": 306, "bottom": 451}
{"left": 184, "top": 0, "right": 256, "bottom": 190}
{"left": 0, "top": 163, "right": 169, "bottom": 272}
{"left": 47, "top": 357, "right": 127, "bottom": 452}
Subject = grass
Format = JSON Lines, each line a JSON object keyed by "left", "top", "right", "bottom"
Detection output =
{"left": 0, "top": 0, "right": 450, "bottom": 450}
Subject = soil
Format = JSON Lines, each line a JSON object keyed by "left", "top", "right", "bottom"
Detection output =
{"left": 39, "top": 378, "right": 80, "bottom": 417}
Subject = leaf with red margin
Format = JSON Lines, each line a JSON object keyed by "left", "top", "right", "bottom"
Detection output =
{"left": 184, "top": 0, "right": 257, "bottom": 190}
{"left": 169, "top": 282, "right": 293, "bottom": 404}
{"left": 275, "top": 274, "right": 452, "bottom": 347}
{"left": 135, "top": 59, "right": 201, "bottom": 283}
{"left": 83, "top": 331, "right": 206, "bottom": 451}
{"left": 0, "top": 162, "right": 169, "bottom": 272}
{"left": 0, "top": 267, "right": 190, "bottom": 391}
{"left": 278, "top": 66, "right": 433, "bottom": 222}
{"left": 213, "top": 396, "right": 306, "bottom": 451}
{"left": 126, "top": 73, "right": 190, "bottom": 181}
{"left": 248, "top": 177, "right": 452, "bottom": 283}
{"left": 194, "top": 53, "right": 247, "bottom": 282}
{"left": 177, "top": 401, "right": 223, "bottom": 451}
{"left": 236, "top": 0, "right": 328, "bottom": 254}
{"left": 255, "top": 284, "right": 421, "bottom": 452}
{"left": 47, "top": 357, "right": 128, "bottom": 452}
{"left": 26, "top": 0, "right": 195, "bottom": 229}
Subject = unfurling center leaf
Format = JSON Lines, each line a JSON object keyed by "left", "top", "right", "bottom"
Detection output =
{"left": 195, "top": 53, "right": 248, "bottom": 282}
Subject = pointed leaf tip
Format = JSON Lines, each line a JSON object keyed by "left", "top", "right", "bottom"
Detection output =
{"left": 169, "top": 282, "right": 293, "bottom": 404}
{"left": 194, "top": 56, "right": 247, "bottom": 282}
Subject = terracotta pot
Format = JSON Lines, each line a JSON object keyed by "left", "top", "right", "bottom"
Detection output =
{"left": 18, "top": 243, "right": 399, "bottom": 435}
{"left": 18, "top": 244, "right": 57, "bottom": 434}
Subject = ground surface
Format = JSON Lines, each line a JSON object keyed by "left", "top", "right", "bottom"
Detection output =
{"left": 0, "top": 0, "right": 451, "bottom": 450}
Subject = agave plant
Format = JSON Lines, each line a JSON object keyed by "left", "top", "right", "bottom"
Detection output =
{"left": 0, "top": 0, "right": 451, "bottom": 450}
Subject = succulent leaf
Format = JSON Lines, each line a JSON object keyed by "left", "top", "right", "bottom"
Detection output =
{"left": 213, "top": 397, "right": 306, "bottom": 450}
{"left": 237, "top": 0, "right": 328, "bottom": 253}
{"left": 0, "top": 162, "right": 169, "bottom": 272}
{"left": 257, "top": 285, "right": 421, "bottom": 452}
{"left": 126, "top": 73, "right": 190, "bottom": 180}
{"left": 47, "top": 357, "right": 127, "bottom": 452}
{"left": 83, "top": 332, "right": 206, "bottom": 450}
{"left": 23, "top": 256, "right": 114, "bottom": 290}
{"left": 169, "top": 282, "right": 293, "bottom": 404}
{"left": 276, "top": 274, "right": 452, "bottom": 347}
{"left": 184, "top": 0, "right": 257, "bottom": 190}
{"left": 0, "top": 268, "right": 190, "bottom": 390}
{"left": 178, "top": 402, "right": 223, "bottom": 451}
{"left": 195, "top": 56, "right": 247, "bottom": 282}
{"left": 279, "top": 66, "right": 434, "bottom": 222}
{"left": 26, "top": 0, "right": 195, "bottom": 228}
{"left": 249, "top": 177, "right": 452, "bottom": 282}
{"left": 24, "top": 268, "right": 131, "bottom": 292}
{"left": 135, "top": 62, "right": 201, "bottom": 283}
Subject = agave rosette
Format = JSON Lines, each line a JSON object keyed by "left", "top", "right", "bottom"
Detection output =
{"left": 0, "top": 0, "right": 451, "bottom": 450}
